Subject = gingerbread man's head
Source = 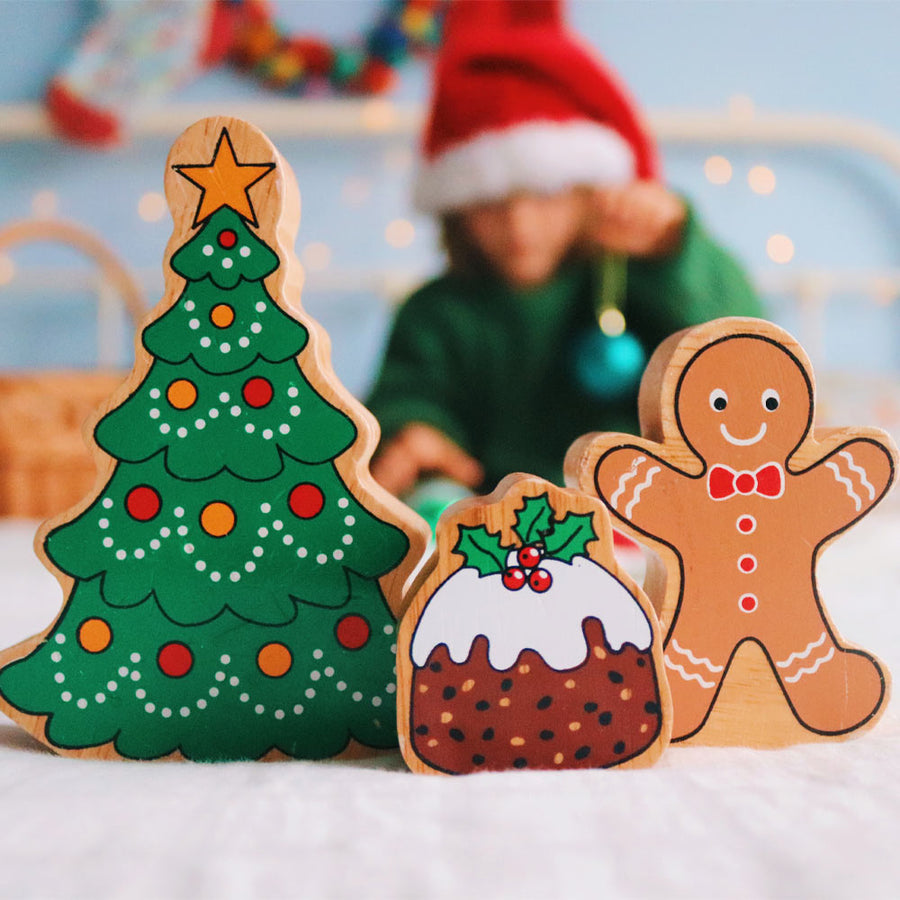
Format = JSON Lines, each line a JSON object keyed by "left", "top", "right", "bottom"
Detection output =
{"left": 673, "top": 332, "right": 813, "bottom": 466}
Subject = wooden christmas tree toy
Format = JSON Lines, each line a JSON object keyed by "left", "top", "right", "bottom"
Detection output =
{"left": 0, "top": 117, "right": 429, "bottom": 761}
{"left": 566, "top": 317, "right": 895, "bottom": 748}
{"left": 396, "top": 474, "right": 671, "bottom": 774}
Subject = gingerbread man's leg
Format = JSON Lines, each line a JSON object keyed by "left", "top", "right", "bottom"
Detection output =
{"left": 663, "top": 602, "right": 736, "bottom": 741}
{"left": 765, "top": 604, "right": 887, "bottom": 735}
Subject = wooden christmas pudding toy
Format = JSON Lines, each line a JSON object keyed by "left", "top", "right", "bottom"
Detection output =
{"left": 566, "top": 316, "right": 895, "bottom": 748}
{"left": 396, "top": 475, "right": 671, "bottom": 774}
{"left": 0, "top": 117, "right": 429, "bottom": 761}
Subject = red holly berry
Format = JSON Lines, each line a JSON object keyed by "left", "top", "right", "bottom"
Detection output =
{"left": 126, "top": 485, "right": 161, "bottom": 521}
{"left": 289, "top": 483, "right": 324, "bottom": 519}
{"left": 157, "top": 641, "right": 193, "bottom": 678}
{"left": 528, "top": 568, "right": 553, "bottom": 593}
{"left": 335, "top": 614, "right": 370, "bottom": 650}
{"left": 517, "top": 546, "right": 542, "bottom": 569}
{"left": 242, "top": 376, "right": 274, "bottom": 408}
{"left": 502, "top": 568, "right": 526, "bottom": 591}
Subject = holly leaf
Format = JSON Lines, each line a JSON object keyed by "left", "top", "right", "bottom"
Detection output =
{"left": 514, "top": 494, "right": 554, "bottom": 544}
{"left": 543, "top": 511, "right": 597, "bottom": 563}
{"left": 453, "top": 525, "right": 507, "bottom": 576}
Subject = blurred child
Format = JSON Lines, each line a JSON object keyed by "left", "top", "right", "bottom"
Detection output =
{"left": 368, "top": 0, "right": 763, "bottom": 496}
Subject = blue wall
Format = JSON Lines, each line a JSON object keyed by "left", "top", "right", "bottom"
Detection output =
{"left": 2, "top": 1, "right": 900, "bottom": 394}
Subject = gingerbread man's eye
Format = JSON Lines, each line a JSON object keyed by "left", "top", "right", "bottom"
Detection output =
{"left": 762, "top": 389, "right": 780, "bottom": 411}
{"left": 709, "top": 389, "right": 728, "bottom": 412}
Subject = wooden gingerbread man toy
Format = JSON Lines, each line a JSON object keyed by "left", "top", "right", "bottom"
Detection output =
{"left": 566, "top": 317, "right": 895, "bottom": 747}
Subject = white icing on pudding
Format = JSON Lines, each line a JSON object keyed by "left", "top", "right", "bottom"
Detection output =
{"left": 411, "top": 556, "right": 652, "bottom": 671}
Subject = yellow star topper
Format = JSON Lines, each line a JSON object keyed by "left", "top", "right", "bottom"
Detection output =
{"left": 173, "top": 128, "right": 275, "bottom": 228}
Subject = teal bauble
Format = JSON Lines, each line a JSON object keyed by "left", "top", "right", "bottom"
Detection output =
{"left": 572, "top": 328, "right": 646, "bottom": 401}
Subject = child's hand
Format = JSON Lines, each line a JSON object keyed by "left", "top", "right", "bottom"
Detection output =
{"left": 591, "top": 181, "right": 687, "bottom": 258}
{"left": 371, "top": 423, "right": 484, "bottom": 496}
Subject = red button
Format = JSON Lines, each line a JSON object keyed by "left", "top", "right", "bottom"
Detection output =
{"left": 739, "top": 593, "right": 758, "bottom": 613}
{"left": 738, "top": 554, "right": 757, "bottom": 573}
{"left": 737, "top": 515, "right": 756, "bottom": 534}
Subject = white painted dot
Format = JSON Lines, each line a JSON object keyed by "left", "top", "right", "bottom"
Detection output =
{"left": 316, "top": 553, "right": 328, "bottom": 565}
{"left": 195, "top": 560, "right": 207, "bottom": 572}
{"left": 160, "top": 527, "right": 171, "bottom": 537}
{"left": 282, "top": 535, "right": 294, "bottom": 546}
{"left": 383, "top": 625, "right": 394, "bottom": 635}
{"left": 333, "top": 550, "right": 344, "bottom": 561}
{"left": 134, "top": 548, "right": 145, "bottom": 559}
{"left": 51, "top": 652, "right": 61, "bottom": 663}
{"left": 305, "top": 688, "right": 316, "bottom": 699}
{"left": 239, "top": 693, "right": 250, "bottom": 703}
{"left": 352, "top": 691, "right": 363, "bottom": 702}
{"left": 177, "top": 526, "right": 188, "bottom": 537}
{"left": 103, "top": 537, "right": 114, "bottom": 548}
{"left": 222, "top": 258, "right": 234, "bottom": 270}
{"left": 272, "top": 520, "right": 283, "bottom": 531}
{"left": 95, "top": 693, "right": 106, "bottom": 704}
{"left": 61, "top": 692, "right": 72, "bottom": 702}
{"left": 116, "top": 550, "right": 127, "bottom": 561}
{"left": 290, "top": 406, "right": 301, "bottom": 417}
{"left": 240, "top": 246, "right": 251, "bottom": 258}
{"left": 262, "top": 429, "right": 274, "bottom": 440}
{"left": 342, "top": 535, "right": 353, "bottom": 546}
{"left": 293, "top": 704, "right": 304, "bottom": 715}
{"left": 220, "top": 343, "right": 231, "bottom": 354}
{"left": 195, "top": 419, "right": 206, "bottom": 430}
{"left": 54, "top": 672, "right": 65, "bottom": 684}
{"left": 202, "top": 244, "right": 214, "bottom": 256}
{"left": 255, "top": 302, "right": 267, "bottom": 313}
{"left": 245, "top": 561, "right": 256, "bottom": 573}
{"left": 209, "top": 687, "right": 219, "bottom": 697}
{"left": 239, "top": 337, "right": 250, "bottom": 348}
{"left": 338, "top": 498, "right": 349, "bottom": 509}
{"left": 99, "top": 518, "right": 110, "bottom": 529}
{"left": 253, "top": 546, "right": 264, "bottom": 558}
{"left": 118, "top": 666, "right": 129, "bottom": 677}
{"left": 150, "top": 539, "right": 161, "bottom": 550}
{"left": 250, "top": 323, "right": 262, "bottom": 334}
{"left": 160, "top": 423, "right": 171, "bottom": 435}
{"left": 208, "top": 408, "right": 219, "bottom": 419}
{"left": 275, "top": 709, "right": 285, "bottom": 720}
{"left": 135, "top": 688, "right": 146, "bottom": 699}
{"left": 390, "top": 644, "right": 397, "bottom": 654}
{"left": 211, "top": 572, "right": 221, "bottom": 583}
{"left": 174, "top": 507, "right": 184, "bottom": 518}
{"left": 313, "top": 650, "right": 324, "bottom": 660}
{"left": 130, "top": 671, "right": 141, "bottom": 682}
{"left": 219, "top": 392, "right": 230, "bottom": 403}
{"left": 324, "top": 667, "right": 334, "bottom": 677}
{"left": 372, "top": 696, "right": 383, "bottom": 707}
{"left": 197, "top": 699, "right": 207, "bottom": 710}
{"left": 180, "top": 707, "right": 191, "bottom": 718}
{"left": 189, "top": 319, "right": 200, "bottom": 330}
{"left": 336, "top": 681, "right": 347, "bottom": 691}
{"left": 230, "top": 572, "right": 241, "bottom": 583}
{"left": 254, "top": 704, "right": 265, "bottom": 714}
{"left": 229, "top": 676, "right": 240, "bottom": 686}
{"left": 107, "top": 681, "right": 118, "bottom": 691}
{"left": 130, "top": 653, "right": 141, "bottom": 663}
{"left": 385, "top": 683, "right": 396, "bottom": 694}
{"left": 287, "top": 387, "right": 299, "bottom": 398}
{"left": 231, "top": 405, "right": 241, "bottom": 417}
{"left": 260, "top": 502, "right": 272, "bottom": 513}
{"left": 310, "top": 671, "right": 321, "bottom": 682}
{"left": 145, "top": 702, "right": 156, "bottom": 713}
{"left": 245, "top": 424, "right": 256, "bottom": 434}
{"left": 344, "top": 516, "right": 355, "bottom": 527}
{"left": 77, "top": 698, "right": 88, "bottom": 709}
{"left": 148, "top": 390, "right": 161, "bottom": 401}
{"left": 177, "top": 427, "right": 188, "bottom": 438}
{"left": 184, "top": 543, "right": 195, "bottom": 554}
{"left": 258, "top": 527, "right": 269, "bottom": 538}
{"left": 279, "top": 424, "right": 290, "bottom": 435}
{"left": 161, "top": 707, "right": 172, "bottom": 718}
{"left": 200, "top": 337, "right": 212, "bottom": 348}
{"left": 296, "top": 547, "right": 308, "bottom": 558}
{"left": 183, "top": 302, "right": 195, "bottom": 313}
{"left": 55, "top": 634, "right": 66, "bottom": 645}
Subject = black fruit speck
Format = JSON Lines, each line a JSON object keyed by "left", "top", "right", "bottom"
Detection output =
{"left": 501, "top": 678, "right": 513, "bottom": 691}
{"left": 539, "top": 730, "right": 554, "bottom": 741}
{"left": 536, "top": 695, "right": 552, "bottom": 710}
{"left": 482, "top": 728, "right": 495, "bottom": 741}
{"left": 449, "top": 728, "right": 465, "bottom": 742}
{"left": 513, "top": 758, "right": 528, "bottom": 769}
{"left": 614, "top": 741, "right": 626, "bottom": 755}
{"left": 415, "top": 724, "right": 429, "bottom": 735}
{"left": 645, "top": 701, "right": 660, "bottom": 715}
{"left": 574, "top": 746, "right": 591, "bottom": 760}
{"left": 608, "top": 671, "right": 624, "bottom": 684}
{"left": 472, "top": 754, "right": 485, "bottom": 766}
{"left": 584, "top": 702, "right": 598, "bottom": 713}
{"left": 442, "top": 686, "right": 456, "bottom": 700}
{"left": 637, "top": 658, "right": 647, "bottom": 667}
{"left": 475, "top": 700, "right": 490, "bottom": 711}
{"left": 429, "top": 662, "right": 442, "bottom": 673}
{"left": 598, "top": 711, "right": 613, "bottom": 726}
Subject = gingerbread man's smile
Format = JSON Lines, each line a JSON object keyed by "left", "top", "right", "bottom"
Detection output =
{"left": 720, "top": 422, "right": 767, "bottom": 446}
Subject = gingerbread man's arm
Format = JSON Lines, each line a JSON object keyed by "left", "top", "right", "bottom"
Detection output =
{"left": 566, "top": 434, "right": 696, "bottom": 546}
{"left": 791, "top": 433, "right": 896, "bottom": 542}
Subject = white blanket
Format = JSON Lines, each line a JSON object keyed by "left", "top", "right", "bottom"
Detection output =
{"left": 0, "top": 518, "right": 897, "bottom": 900}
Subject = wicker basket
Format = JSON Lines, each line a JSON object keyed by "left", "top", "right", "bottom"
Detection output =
{"left": 0, "top": 219, "right": 145, "bottom": 519}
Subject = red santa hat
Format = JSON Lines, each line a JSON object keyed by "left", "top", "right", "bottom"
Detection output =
{"left": 414, "top": 0, "right": 660, "bottom": 213}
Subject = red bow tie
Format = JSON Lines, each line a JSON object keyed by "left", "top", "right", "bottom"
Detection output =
{"left": 708, "top": 463, "right": 784, "bottom": 500}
